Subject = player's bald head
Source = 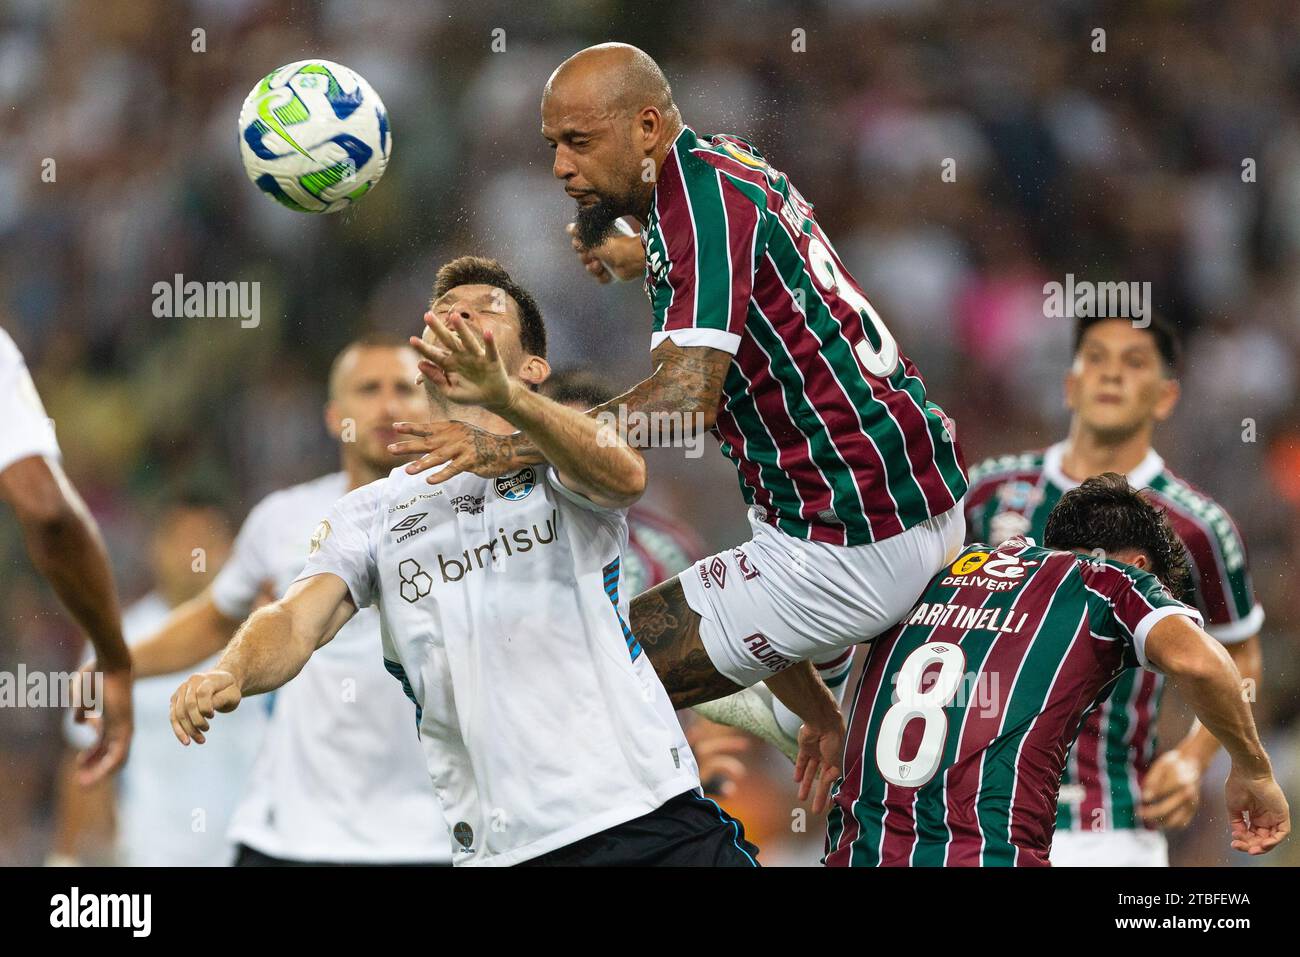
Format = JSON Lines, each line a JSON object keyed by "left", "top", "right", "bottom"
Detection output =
{"left": 544, "top": 43, "right": 678, "bottom": 123}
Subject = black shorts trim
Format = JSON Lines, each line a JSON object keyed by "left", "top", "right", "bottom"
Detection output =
{"left": 233, "top": 844, "right": 450, "bottom": 867}
{"left": 518, "top": 789, "right": 761, "bottom": 867}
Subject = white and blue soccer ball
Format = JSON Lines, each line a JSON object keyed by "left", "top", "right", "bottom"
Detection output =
{"left": 238, "top": 59, "right": 391, "bottom": 214}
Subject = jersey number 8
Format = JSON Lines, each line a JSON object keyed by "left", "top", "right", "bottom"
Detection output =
{"left": 875, "top": 642, "right": 966, "bottom": 788}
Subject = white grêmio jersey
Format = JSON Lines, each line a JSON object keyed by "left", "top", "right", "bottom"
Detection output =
{"left": 295, "top": 463, "right": 701, "bottom": 866}
{"left": 211, "top": 472, "right": 450, "bottom": 862}
{"left": 0, "top": 328, "right": 60, "bottom": 474}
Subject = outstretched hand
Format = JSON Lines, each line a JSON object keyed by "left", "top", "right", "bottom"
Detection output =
{"left": 411, "top": 310, "right": 515, "bottom": 412}
{"left": 794, "top": 715, "right": 845, "bottom": 815}
{"left": 388, "top": 419, "right": 529, "bottom": 485}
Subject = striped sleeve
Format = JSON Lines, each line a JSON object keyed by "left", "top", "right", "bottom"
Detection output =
{"left": 648, "top": 154, "right": 762, "bottom": 356}
{"left": 961, "top": 460, "right": 1008, "bottom": 541}
{"left": 1083, "top": 561, "right": 1203, "bottom": 671}
{"left": 1163, "top": 499, "right": 1263, "bottom": 644}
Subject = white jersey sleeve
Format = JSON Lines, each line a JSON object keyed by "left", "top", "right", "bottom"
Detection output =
{"left": 544, "top": 466, "right": 630, "bottom": 519}
{"left": 293, "top": 479, "right": 383, "bottom": 609}
{"left": 210, "top": 496, "right": 279, "bottom": 619}
{"left": 0, "top": 329, "right": 60, "bottom": 474}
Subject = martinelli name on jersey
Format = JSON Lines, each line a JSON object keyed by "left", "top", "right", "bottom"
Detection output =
{"left": 825, "top": 538, "right": 1201, "bottom": 867}
{"left": 640, "top": 126, "right": 967, "bottom": 546}
{"left": 963, "top": 443, "right": 1262, "bottom": 833}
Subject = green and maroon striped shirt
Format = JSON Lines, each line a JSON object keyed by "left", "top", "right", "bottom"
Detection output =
{"left": 963, "top": 443, "right": 1262, "bottom": 832}
{"left": 641, "top": 127, "right": 967, "bottom": 546}
{"left": 824, "top": 539, "right": 1200, "bottom": 867}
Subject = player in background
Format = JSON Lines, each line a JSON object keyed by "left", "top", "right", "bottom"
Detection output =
{"left": 543, "top": 367, "right": 751, "bottom": 796}
{"left": 169, "top": 258, "right": 844, "bottom": 865}
{"left": 963, "top": 315, "right": 1263, "bottom": 866}
{"left": 49, "top": 495, "right": 266, "bottom": 866}
{"left": 826, "top": 474, "right": 1287, "bottom": 867}
{"left": 114, "top": 335, "right": 450, "bottom": 866}
{"left": 0, "top": 327, "right": 132, "bottom": 784}
{"left": 393, "top": 43, "right": 960, "bottom": 749}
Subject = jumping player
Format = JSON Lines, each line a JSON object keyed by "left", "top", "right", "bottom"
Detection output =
{"left": 392, "top": 44, "right": 965, "bottom": 747}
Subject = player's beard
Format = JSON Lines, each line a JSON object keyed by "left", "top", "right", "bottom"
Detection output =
{"left": 574, "top": 191, "right": 629, "bottom": 248}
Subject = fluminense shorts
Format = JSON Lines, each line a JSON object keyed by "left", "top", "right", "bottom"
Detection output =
{"left": 682, "top": 503, "right": 966, "bottom": 688}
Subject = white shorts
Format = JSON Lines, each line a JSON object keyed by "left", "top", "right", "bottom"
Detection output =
{"left": 683, "top": 504, "right": 966, "bottom": 688}
{"left": 1050, "top": 828, "right": 1169, "bottom": 867}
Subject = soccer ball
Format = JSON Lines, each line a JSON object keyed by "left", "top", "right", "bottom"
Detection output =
{"left": 238, "top": 59, "right": 391, "bottom": 214}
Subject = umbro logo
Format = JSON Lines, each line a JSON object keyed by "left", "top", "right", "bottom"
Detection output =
{"left": 391, "top": 513, "right": 428, "bottom": 533}
{"left": 391, "top": 512, "right": 430, "bottom": 543}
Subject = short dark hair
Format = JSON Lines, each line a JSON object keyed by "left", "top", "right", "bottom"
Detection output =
{"left": 430, "top": 256, "right": 547, "bottom": 359}
{"left": 1073, "top": 313, "right": 1182, "bottom": 375}
{"left": 1043, "top": 472, "right": 1190, "bottom": 595}
{"left": 540, "top": 367, "right": 619, "bottom": 407}
{"left": 328, "top": 331, "right": 413, "bottom": 398}
{"left": 153, "top": 487, "right": 234, "bottom": 539}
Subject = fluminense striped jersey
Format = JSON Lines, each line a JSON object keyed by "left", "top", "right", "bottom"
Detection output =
{"left": 963, "top": 442, "right": 1263, "bottom": 833}
{"left": 640, "top": 126, "right": 967, "bottom": 546}
{"left": 824, "top": 538, "right": 1201, "bottom": 867}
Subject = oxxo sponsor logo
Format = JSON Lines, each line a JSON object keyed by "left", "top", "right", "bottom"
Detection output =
{"left": 152, "top": 273, "right": 260, "bottom": 328}
{"left": 50, "top": 887, "right": 151, "bottom": 937}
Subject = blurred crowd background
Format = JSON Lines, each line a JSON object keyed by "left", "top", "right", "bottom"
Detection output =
{"left": 2, "top": 0, "right": 1299, "bottom": 866}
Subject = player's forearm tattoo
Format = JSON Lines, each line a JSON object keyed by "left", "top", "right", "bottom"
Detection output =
{"left": 630, "top": 578, "right": 742, "bottom": 709}
{"left": 475, "top": 428, "right": 543, "bottom": 468}
{"left": 588, "top": 342, "right": 729, "bottom": 448}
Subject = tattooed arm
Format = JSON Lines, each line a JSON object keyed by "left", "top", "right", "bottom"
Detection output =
{"left": 391, "top": 339, "right": 730, "bottom": 484}
{"left": 631, "top": 577, "right": 742, "bottom": 709}
{"left": 631, "top": 576, "right": 846, "bottom": 812}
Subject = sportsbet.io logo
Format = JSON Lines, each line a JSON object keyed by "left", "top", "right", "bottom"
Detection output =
{"left": 398, "top": 559, "right": 433, "bottom": 603}
{"left": 494, "top": 467, "right": 536, "bottom": 501}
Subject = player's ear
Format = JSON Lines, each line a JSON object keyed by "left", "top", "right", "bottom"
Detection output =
{"left": 324, "top": 401, "right": 344, "bottom": 440}
{"left": 517, "top": 355, "right": 551, "bottom": 389}
{"left": 1152, "top": 375, "right": 1180, "bottom": 423}
{"left": 1063, "top": 363, "right": 1081, "bottom": 413}
{"left": 638, "top": 106, "right": 660, "bottom": 149}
